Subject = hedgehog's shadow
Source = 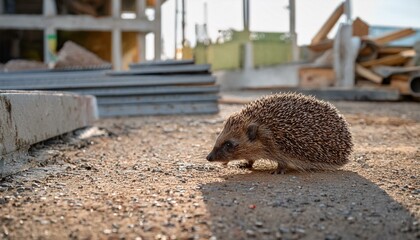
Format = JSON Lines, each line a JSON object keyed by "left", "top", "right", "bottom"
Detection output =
{"left": 200, "top": 170, "right": 416, "bottom": 239}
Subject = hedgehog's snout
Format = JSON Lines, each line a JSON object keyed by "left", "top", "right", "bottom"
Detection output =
{"left": 206, "top": 152, "right": 215, "bottom": 161}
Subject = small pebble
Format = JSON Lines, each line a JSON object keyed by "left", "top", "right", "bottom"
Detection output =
{"left": 245, "top": 229, "right": 256, "bottom": 237}
{"left": 255, "top": 221, "right": 264, "bottom": 228}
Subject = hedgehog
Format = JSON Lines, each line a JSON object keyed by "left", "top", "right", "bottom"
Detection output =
{"left": 206, "top": 93, "right": 353, "bottom": 173}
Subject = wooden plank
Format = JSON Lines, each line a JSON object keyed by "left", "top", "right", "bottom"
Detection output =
{"left": 98, "top": 101, "right": 219, "bottom": 117}
{"left": 308, "top": 39, "right": 334, "bottom": 52}
{"left": 371, "top": 66, "right": 420, "bottom": 78}
{"left": 359, "top": 50, "right": 413, "bottom": 68}
{"left": 310, "top": 17, "right": 369, "bottom": 52}
{"left": 352, "top": 17, "right": 369, "bottom": 37}
{"left": 378, "top": 47, "right": 411, "bottom": 55}
{"left": 357, "top": 40, "right": 379, "bottom": 62}
{"left": 391, "top": 74, "right": 410, "bottom": 82}
{"left": 400, "top": 49, "right": 416, "bottom": 57}
{"left": 311, "top": 2, "right": 344, "bottom": 45}
{"left": 367, "top": 28, "right": 415, "bottom": 46}
{"left": 299, "top": 67, "right": 335, "bottom": 87}
{"left": 355, "top": 64, "right": 383, "bottom": 84}
{"left": 390, "top": 78, "right": 410, "bottom": 95}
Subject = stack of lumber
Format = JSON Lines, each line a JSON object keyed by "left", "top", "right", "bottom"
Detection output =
{"left": 0, "top": 60, "right": 220, "bottom": 117}
{"left": 355, "top": 31, "right": 419, "bottom": 96}
{"left": 299, "top": 2, "right": 419, "bottom": 97}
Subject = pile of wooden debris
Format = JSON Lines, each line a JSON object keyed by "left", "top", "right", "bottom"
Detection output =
{"left": 299, "top": 2, "right": 419, "bottom": 98}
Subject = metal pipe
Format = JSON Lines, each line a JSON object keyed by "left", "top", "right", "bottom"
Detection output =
{"left": 174, "top": 0, "right": 178, "bottom": 58}
{"left": 289, "top": 0, "right": 299, "bottom": 61}
{"left": 243, "top": 0, "right": 249, "bottom": 31}
{"left": 409, "top": 74, "right": 420, "bottom": 97}
{"left": 181, "top": 0, "right": 186, "bottom": 45}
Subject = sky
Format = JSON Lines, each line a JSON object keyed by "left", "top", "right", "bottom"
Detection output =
{"left": 146, "top": 0, "right": 420, "bottom": 60}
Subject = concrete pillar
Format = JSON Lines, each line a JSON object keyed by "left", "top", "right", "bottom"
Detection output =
{"left": 344, "top": 0, "right": 352, "bottom": 23}
{"left": 289, "top": 0, "right": 299, "bottom": 61}
{"left": 154, "top": 0, "right": 162, "bottom": 60}
{"left": 181, "top": 0, "right": 186, "bottom": 45}
{"left": 334, "top": 24, "right": 360, "bottom": 88}
{"left": 43, "top": 0, "right": 57, "bottom": 66}
{"left": 112, "top": 0, "right": 122, "bottom": 70}
{"left": 243, "top": 0, "right": 249, "bottom": 31}
{"left": 136, "top": 0, "right": 147, "bottom": 62}
{"left": 0, "top": 0, "right": 4, "bottom": 14}
{"left": 137, "top": 32, "right": 146, "bottom": 62}
{"left": 136, "top": 0, "right": 146, "bottom": 18}
{"left": 243, "top": 42, "right": 254, "bottom": 69}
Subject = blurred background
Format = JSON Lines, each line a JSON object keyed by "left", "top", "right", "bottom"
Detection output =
{"left": 1, "top": 0, "right": 420, "bottom": 97}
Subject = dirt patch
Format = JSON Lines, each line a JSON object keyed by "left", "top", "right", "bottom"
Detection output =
{"left": 0, "top": 101, "right": 419, "bottom": 239}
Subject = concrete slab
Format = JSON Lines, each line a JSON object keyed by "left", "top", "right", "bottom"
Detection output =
{"left": 0, "top": 91, "right": 97, "bottom": 177}
{"left": 214, "top": 63, "right": 301, "bottom": 91}
{"left": 107, "top": 64, "right": 210, "bottom": 76}
{"left": 97, "top": 94, "right": 219, "bottom": 105}
{"left": 67, "top": 85, "right": 220, "bottom": 97}
{"left": 98, "top": 101, "right": 219, "bottom": 117}
{"left": 0, "top": 75, "right": 216, "bottom": 90}
{"left": 129, "top": 59, "right": 194, "bottom": 68}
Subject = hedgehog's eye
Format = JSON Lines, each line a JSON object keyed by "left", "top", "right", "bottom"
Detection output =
{"left": 223, "top": 141, "right": 234, "bottom": 150}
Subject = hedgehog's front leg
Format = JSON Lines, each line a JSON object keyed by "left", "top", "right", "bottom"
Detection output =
{"left": 245, "top": 160, "right": 254, "bottom": 169}
{"left": 237, "top": 160, "right": 254, "bottom": 169}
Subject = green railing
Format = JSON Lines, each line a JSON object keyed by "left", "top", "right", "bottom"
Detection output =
{"left": 194, "top": 30, "right": 292, "bottom": 71}
{"left": 252, "top": 41, "right": 292, "bottom": 68}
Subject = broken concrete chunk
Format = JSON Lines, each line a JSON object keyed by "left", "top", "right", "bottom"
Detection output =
{"left": 54, "top": 41, "right": 110, "bottom": 69}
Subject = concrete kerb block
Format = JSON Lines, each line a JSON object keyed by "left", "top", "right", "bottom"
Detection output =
{"left": 0, "top": 90, "right": 98, "bottom": 177}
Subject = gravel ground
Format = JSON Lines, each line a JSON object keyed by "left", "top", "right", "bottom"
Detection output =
{"left": 0, "top": 100, "right": 419, "bottom": 240}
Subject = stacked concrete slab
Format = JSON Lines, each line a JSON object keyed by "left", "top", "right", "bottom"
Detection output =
{"left": 0, "top": 60, "right": 219, "bottom": 117}
{"left": 0, "top": 91, "right": 97, "bottom": 177}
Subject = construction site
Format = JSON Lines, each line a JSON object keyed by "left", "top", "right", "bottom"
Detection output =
{"left": 0, "top": 0, "right": 419, "bottom": 239}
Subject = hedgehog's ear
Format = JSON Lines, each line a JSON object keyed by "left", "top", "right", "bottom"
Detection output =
{"left": 247, "top": 123, "right": 259, "bottom": 141}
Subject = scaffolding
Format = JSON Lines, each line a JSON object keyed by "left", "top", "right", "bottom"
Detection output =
{"left": 0, "top": 0, "right": 163, "bottom": 70}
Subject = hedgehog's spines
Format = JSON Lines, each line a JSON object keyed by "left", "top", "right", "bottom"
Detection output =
{"left": 221, "top": 93, "right": 353, "bottom": 171}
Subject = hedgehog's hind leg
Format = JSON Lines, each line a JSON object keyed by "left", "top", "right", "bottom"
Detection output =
{"left": 272, "top": 161, "right": 287, "bottom": 174}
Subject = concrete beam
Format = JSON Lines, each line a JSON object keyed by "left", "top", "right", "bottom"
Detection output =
{"left": 0, "top": 91, "right": 97, "bottom": 177}
{"left": 0, "top": 15, "right": 155, "bottom": 32}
